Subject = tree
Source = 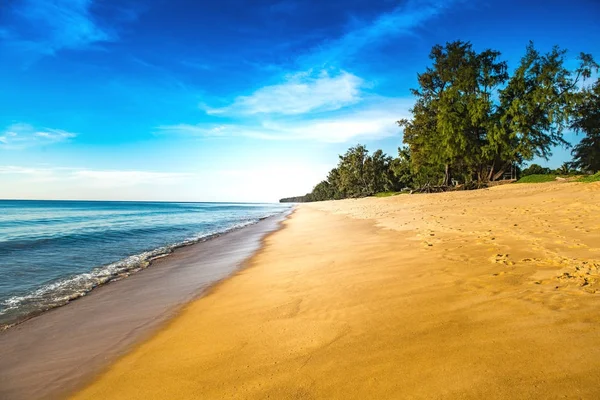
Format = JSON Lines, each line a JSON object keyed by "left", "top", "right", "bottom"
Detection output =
{"left": 400, "top": 41, "right": 596, "bottom": 185}
{"left": 364, "top": 149, "right": 394, "bottom": 194}
{"left": 286, "top": 145, "right": 400, "bottom": 202}
{"left": 337, "top": 145, "right": 374, "bottom": 197}
{"left": 401, "top": 41, "right": 508, "bottom": 186}
{"left": 557, "top": 162, "right": 573, "bottom": 175}
{"left": 495, "top": 44, "right": 596, "bottom": 172}
{"left": 521, "top": 163, "right": 551, "bottom": 176}
{"left": 571, "top": 78, "right": 600, "bottom": 173}
{"left": 390, "top": 146, "right": 414, "bottom": 188}
{"left": 326, "top": 168, "right": 345, "bottom": 199}
{"left": 281, "top": 41, "right": 597, "bottom": 203}
{"left": 310, "top": 181, "right": 334, "bottom": 201}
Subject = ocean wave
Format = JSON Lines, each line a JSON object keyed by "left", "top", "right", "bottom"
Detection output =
{"left": 0, "top": 222, "right": 221, "bottom": 254}
{"left": 0, "top": 208, "right": 197, "bottom": 228}
{"left": 0, "top": 213, "right": 281, "bottom": 330}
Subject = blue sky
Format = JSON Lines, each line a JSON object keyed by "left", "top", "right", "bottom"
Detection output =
{"left": 0, "top": 0, "right": 598, "bottom": 202}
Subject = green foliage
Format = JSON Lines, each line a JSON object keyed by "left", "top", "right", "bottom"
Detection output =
{"left": 516, "top": 174, "right": 557, "bottom": 183}
{"left": 280, "top": 41, "right": 598, "bottom": 203}
{"left": 400, "top": 41, "right": 596, "bottom": 185}
{"left": 521, "top": 163, "right": 551, "bottom": 176}
{"left": 556, "top": 162, "right": 573, "bottom": 175}
{"left": 497, "top": 44, "right": 572, "bottom": 162}
{"left": 373, "top": 191, "right": 404, "bottom": 197}
{"left": 571, "top": 78, "right": 600, "bottom": 173}
{"left": 279, "top": 195, "right": 310, "bottom": 203}
{"left": 309, "top": 180, "right": 334, "bottom": 202}
{"left": 579, "top": 172, "right": 600, "bottom": 182}
{"left": 332, "top": 145, "right": 396, "bottom": 198}
{"left": 389, "top": 146, "right": 414, "bottom": 188}
{"left": 281, "top": 145, "right": 408, "bottom": 202}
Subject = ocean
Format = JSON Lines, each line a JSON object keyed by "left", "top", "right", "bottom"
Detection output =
{"left": 0, "top": 200, "right": 290, "bottom": 329}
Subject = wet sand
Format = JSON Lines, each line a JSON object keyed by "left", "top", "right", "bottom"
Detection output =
{"left": 73, "top": 182, "right": 600, "bottom": 399}
{"left": 0, "top": 213, "right": 288, "bottom": 400}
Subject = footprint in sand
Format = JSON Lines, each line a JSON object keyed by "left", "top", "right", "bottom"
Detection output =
{"left": 553, "top": 262, "right": 600, "bottom": 294}
{"left": 491, "top": 253, "right": 514, "bottom": 266}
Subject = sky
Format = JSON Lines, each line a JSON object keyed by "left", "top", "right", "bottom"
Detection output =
{"left": 0, "top": 0, "right": 599, "bottom": 202}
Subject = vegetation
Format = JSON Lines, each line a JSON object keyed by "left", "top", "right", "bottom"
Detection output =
{"left": 520, "top": 162, "right": 580, "bottom": 177}
{"left": 571, "top": 79, "right": 600, "bottom": 173}
{"left": 280, "top": 41, "right": 599, "bottom": 203}
{"left": 516, "top": 174, "right": 557, "bottom": 184}
{"left": 373, "top": 191, "right": 405, "bottom": 198}
{"left": 521, "top": 163, "right": 552, "bottom": 176}
{"left": 279, "top": 195, "right": 310, "bottom": 203}
{"left": 579, "top": 172, "right": 600, "bottom": 183}
{"left": 280, "top": 145, "right": 404, "bottom": 202}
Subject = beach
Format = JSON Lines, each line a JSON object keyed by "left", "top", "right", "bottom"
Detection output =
{"left": 71, "top": 181, "right": 600, "bottom": 399}
{"left": 0, "top": 213, "right": 288, "bottom": 400}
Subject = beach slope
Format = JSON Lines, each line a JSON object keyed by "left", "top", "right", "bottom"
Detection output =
{"left": 73, "top": 182, "right": 600, "bottom": 399}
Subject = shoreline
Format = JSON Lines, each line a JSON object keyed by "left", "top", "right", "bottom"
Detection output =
{"left": 0, "top": 211, "right": 286, "bottom": 331}
{"left": 73, "top": 182, "right": 600, "bottom": 399}
{"left": 0, "top": 210, "right": 292, "bottom": 400}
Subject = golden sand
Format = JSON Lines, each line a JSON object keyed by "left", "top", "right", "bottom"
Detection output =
{"left": 73, "top": 182, "right": 600, "bottom": 399}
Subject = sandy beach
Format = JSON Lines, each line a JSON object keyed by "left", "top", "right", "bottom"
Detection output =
{"left": 0, "top": 214, "right": 288, "bottom": 400}
{"left": 69, "top": 181, "right": 600, "bottom": 399}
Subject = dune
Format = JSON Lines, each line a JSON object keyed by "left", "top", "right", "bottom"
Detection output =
{"left": 73, "top": 181, "right": 600, "bottom": 399}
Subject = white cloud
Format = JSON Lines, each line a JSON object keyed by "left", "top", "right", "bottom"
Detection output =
{"left": 71, "top": 169, "right": 192, "bottom": 188}
{"left": 0, "top": 165, "right": 326, "bottom": 202}
{"left": 0, "top": 166, "right": 192, "bottom": 189}
{"left": 159, "top": 97, "right": 411, "bottom": 143}
{"left": 207, "top": 70, "right": 364, "bottom": 115}
{"left": 156, "top": 124, "right": 229, "bottom": 137}
{"left": 0, "top": 166, "right": 54, "bottom": 175}
{"left": 301, "top": 0, "right": 461, "bottom": 67}
{"left": 0, "top": 166, "right": 188, "bottom": 183}
{"left": 34, "top": 129, "right": 77, "bottom": 141}
{"left": 0, "top": 123, "right": 77, "bottom": 148}
{"left": 160, "top": 0, "right": 460, "bottom": 145}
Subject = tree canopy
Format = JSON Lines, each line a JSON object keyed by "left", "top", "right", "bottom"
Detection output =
{"left": 280, "top": 41, "right": 598, "bottom": 203}
{"left": 571, "top": 78, "right": 600, "bottom": 173}
{"left": 400, "top": 40, "right": 596, "bottom": 186}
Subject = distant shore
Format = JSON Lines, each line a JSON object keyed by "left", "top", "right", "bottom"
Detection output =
{"left": 73, "top": 181, "right": 600, "bottom": 399}
{"left": 0, "top": 213, "right": 289, "bottom": 400}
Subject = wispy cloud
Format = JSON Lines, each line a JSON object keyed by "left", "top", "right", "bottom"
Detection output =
{"left": 33, "top": 129, "right": 77, "bottom": 141}
{"left": 157, "top": 124, "right": 230, "bottom": 138}
{"left": 4, "top": 0, "right": 116, "bottom": 57}
{"left": 178, "top": 0, "right": 458, "bottom": 144}
{"left": 207, "top": 70, "right": 364, "bottom": 115}
{"left": 300, "top": 0, "right": 460, "bottom": 67}
{"left": 0, "top": 166, "right": 58, "bottom": 177}
{"left": 159, "top": 97, "right": 411, "bottom": 143}
{"left": 0, "top": 123, "right": 77, "bottom": 149}
{"left": 0, "top": 164, "right": 326, "bottom": 202}
{"left": 0, "top": 166, "right": 191, "bottom": 186}
{"left": 71, "top": 169, "right": 192, "bottom": 188}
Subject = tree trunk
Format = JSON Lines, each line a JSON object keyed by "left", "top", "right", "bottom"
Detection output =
{"left": 487, "top": 162, "right": 495, "bottom": 181}
{"left": 492, "top": 169, "right": 505, "bottom": 181}
{"left": 492, "top": 162, "right": 510, "bottom": 181}
{"left": 443, "top": 164, "right": 450, "bottom": 186}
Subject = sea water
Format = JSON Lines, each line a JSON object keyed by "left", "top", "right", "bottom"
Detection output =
{"left": 0, "top": 200, "right": 290, "bottom": 328}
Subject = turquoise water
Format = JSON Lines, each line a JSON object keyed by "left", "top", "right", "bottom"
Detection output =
{"left": 0, "top": 200, "right": 290, "bottom": 328}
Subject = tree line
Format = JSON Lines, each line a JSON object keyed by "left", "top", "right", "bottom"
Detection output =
{"left": 280, "top": 41, "right": 599, "bottom": 203}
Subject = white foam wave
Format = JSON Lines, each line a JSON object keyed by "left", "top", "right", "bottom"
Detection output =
{"left": 0, "top": 214, "right": 282, "bottom": 328}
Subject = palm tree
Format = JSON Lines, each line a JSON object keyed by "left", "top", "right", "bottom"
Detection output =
{"left": 557, "top": 162, "right": 572, "bottom": 176}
